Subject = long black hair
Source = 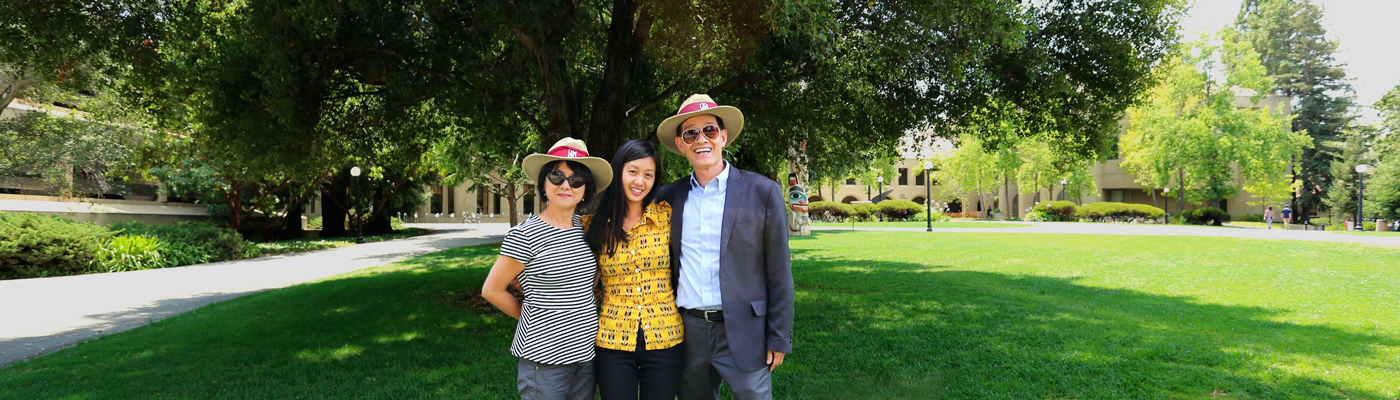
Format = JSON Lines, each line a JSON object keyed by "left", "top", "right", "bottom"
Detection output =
{"left": 536, "top": 160, "right": 595, "bottom": 210}
{"left": 585, "top": 139, "right": 663, "bottom": 256}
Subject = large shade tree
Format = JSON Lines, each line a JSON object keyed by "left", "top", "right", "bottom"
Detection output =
{"left": 1236, "top": 0, "right": 1355, "bottom": 222}
{"left": 2, "top": 0, "right": 1187, "bottom": 183}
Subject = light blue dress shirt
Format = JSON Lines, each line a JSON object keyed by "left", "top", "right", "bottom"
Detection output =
{"left": 676, "top": 162, "right": 730, "bottom": 309}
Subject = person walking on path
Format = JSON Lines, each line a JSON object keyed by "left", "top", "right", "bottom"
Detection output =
{"left": 583, "top": 139, "right": 684, "bottom": 400}
{"left": 654, "top": 94, "right": 795, "bottom": 400}
{"left": 1282, "top": 206, "right": 1293, "bottom": 230}
{"left": 482, "top": 138, "right": 613, "bottom": 400}
{"left": 1266, "top": 206, "right": 1274, "bottom": 229}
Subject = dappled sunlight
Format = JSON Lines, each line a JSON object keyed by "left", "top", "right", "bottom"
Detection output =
{"left": 295, "top": 344, "right": 365, "bottom": 362}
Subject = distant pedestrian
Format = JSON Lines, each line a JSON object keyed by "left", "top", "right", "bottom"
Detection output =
{"left": 1265, "top": 206, "right": 1274, "bottom": 230}
{"left": 1281, "top": 206, "right": 1292, "bottom": 230}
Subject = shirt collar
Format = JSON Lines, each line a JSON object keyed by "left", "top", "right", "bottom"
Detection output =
{"left": 688, "top": 161, "right": 730, "bottom": 192}
{"left": 641, "top": 202, "right": 664, "bottom": 226}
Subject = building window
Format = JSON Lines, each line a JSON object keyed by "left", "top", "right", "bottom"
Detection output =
{"left": 846, "top": 178, "right": 856, "bottom": 185}
{"left": 915, "top": 170, "right": 926, "bottom": 186}
{"left": 1109, "top": 189, "right": 1125, "bottom": 203}
{"left": 898, "top": 169, "right": 908, "bottom": 185}
{"left": 447, "top": 186, "right": 455, "bottom": 215}
{"left": 523, "top": 194, "right": 535, "bottom": 214}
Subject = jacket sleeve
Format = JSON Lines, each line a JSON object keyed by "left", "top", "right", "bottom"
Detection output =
{"left": 762, "top": 178, "right": 794, "bottom": 353}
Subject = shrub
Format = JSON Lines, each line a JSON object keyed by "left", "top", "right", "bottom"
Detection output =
{"left": 877, "top": 199, "right": 924, "bottom": 221}
{"left": 0, "top": 211, "right": 112, "bottom": 279}
{"left": 912, "top": 210, "right": 952, "bottom": 222}
{"left": 1077, "top": 202, "right": 1166, "bottom": 223}
{"left": 1234, "top": 213, "right": 1264, "bottom": 223}
{"left": 808, "top": 201, "right": 854, "bottom": 222}
{"left": 110, "top": 220, "right": 246, "bottom": 264}
{"left": 1181, "top": 207, "right": 1228, "bottom": 226}
{"left": 1032, "top": 201, "right": 1079, "bottom": 222}
{"left": 307, "top": 216, "right": 323, "bottom": 230}
{"left": 851, "top": 202, "right": 879, "bottom": 221}
{"left": 95, "top": 235, "right": 169, "bottom": 273}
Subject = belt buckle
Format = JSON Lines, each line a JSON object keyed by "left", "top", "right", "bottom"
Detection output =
{"left": 704, "top": 310, "right": 719, "bottom": 322}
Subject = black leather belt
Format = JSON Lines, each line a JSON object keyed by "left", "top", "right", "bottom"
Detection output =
{"left": 684, "top": 308, "right": 723, "bottom": 322}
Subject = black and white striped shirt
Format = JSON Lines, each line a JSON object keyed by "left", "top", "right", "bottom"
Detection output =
{"left": 499, "top": 214, "right": 599, "bottom": 365}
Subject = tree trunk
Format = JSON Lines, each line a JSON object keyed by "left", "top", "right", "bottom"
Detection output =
{"left": 586, "top": 0, "right": 649, "bottom": 159}
{"left": 507, "top": 184, "right": 520, "bottom": 226}
{"left": 282, "top": 202, "right": 305, "bottom": 240}
{"left": 514, "top": 22, "right": 583, "bottom": 147}
{"left": 365, "top": 185, "right": 393, "bottom": 235}
{"left": 322, "top": 177, "right": 349, "bottom": 237}
{"left": 1177, "top": 167, "right": 1185, "bottom": 216}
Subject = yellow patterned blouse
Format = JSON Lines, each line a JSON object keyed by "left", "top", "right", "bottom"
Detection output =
{"left": 581, "top": 201, "right": 682, "bottom": 351}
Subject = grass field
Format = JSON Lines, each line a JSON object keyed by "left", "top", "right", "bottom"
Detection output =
{"left": 2, "top": 232, "right": 1397, "bottom": 399}
{"left": 810, "top": 221, "right": 1031, "bottom": 228}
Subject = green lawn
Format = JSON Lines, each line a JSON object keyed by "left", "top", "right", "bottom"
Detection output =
{"left": 3, "top": 232, "right": 1398, "bottom": 399}
{"left": 810, "top": 221, "right": 1031, "bottom": 228}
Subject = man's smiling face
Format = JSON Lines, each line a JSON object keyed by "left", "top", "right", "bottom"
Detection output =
{"left": 675, "top": 114, "right": 728, "bottom": 171}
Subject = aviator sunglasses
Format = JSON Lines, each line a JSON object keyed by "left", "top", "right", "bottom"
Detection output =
{"left": 547, "top": 170, "right": 588, "bottom": 189}
{"left": 680, "top": 124, "right": 722, "bottom": 145}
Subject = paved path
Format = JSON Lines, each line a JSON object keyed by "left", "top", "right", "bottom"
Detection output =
{"left": 812, "top": 221, "right": 1400, "bottom": 247}
{"left": 0, "top": 223, "right": 512, "bottom": 367}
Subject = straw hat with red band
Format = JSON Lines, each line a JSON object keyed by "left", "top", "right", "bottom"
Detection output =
{"left": 521, "top": 138, "right": 613, "bottom": 194}
{"left": 655, "top": 94, "right": 745, "bottom": 155}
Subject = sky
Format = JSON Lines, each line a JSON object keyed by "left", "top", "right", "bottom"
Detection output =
{"left": 1178, "top": 0, "right": 1399, "bottom": 121}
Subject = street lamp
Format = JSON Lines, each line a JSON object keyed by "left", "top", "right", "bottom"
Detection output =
{"left": 924, "top": 161, "right": 934, "bottom": 232}
{"left": 1356, "top": 164, "right": 1370, "bottom": 231}
{"left": 1059, "top": 178, "right": 1067, "bottom": 201}
{"left": 873, "top": 176, "right": 884, "bottom": 223}
{"left": 350, "top": 166, "right": 366, "bottom": 243}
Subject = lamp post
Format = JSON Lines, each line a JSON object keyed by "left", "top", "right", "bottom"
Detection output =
{"left": 924, "top": 161, "right": 934, "bottom": 232}
{"left": 350, "top": 166, "right": 365, "bottom": 243}
{"left": 1356, "top": 164, "right": 1370, "bottom": 231}
{"left": 1059, "top": 178, "right": 1067, "bottom": 201}
{"left": 876, "top": 175, "right": 885, "bottom": 222}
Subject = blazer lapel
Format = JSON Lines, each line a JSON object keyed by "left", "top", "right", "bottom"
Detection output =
{"left": 669, "top": 183, "right": 689, "bottom": 260}
{"left": 720, "top": 168, "right": 745, "bottom": 251}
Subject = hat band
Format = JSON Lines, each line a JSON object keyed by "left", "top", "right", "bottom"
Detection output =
{"left": 547, "top": 146, "right": 590, "bottom": 158}
{"left": 677, "top": 102, "right": 720, "bottom": 115}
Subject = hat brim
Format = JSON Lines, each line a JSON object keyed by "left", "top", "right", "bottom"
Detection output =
{"left": 521, "top": 154, "right": 613, "bottom": 194}
{"left": 655, "top": 106, "right": 744, "bottom": 155}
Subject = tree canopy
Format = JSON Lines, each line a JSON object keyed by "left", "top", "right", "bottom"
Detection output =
{"left": 2, "top": 0, "right": 1188, "bottom": 182}
{"left": 1236, "top": 0, "right": 1355, "bottom": 219}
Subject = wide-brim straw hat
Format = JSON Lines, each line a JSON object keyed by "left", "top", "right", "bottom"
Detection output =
{"left": 655, "top": 94, "right": 745, "bottom": 154}
{"left": 521, "top": 138, "right": 613, "bottom": 194}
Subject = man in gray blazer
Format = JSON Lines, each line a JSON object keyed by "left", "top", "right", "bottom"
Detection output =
{"left": 654, "top": 94, "right": 794, "bottom": 400}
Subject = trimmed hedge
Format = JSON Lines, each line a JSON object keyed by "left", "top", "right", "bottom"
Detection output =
{"left": 852, "top": 202, "right": 879, "bottom": 221}
{"left": 1032, "top": 201, "right": 1080, "bottom": 222}
{"left": 0, "top": 211, "right": 112, "bottom": 279}
{"left": 1180, "top": 207, "right": 1228, "bottom": 226}
{"left": 877, "top": 199, "right": 925, "bottom": 220}
{"left": 1077, "top": 202, "right": 1166, "bottom": 222}
{"left": 808, "top": 201, "right": 854, "bottom": 221}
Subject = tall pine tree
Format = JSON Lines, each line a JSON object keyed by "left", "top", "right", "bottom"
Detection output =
{"left": 1237, "top": 0, "right": 1354, "bottom": 223}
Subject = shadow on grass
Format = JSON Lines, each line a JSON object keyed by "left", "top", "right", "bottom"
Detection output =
{"left": 0, "top": 245, "right": 518, "bottom": 399}
{"left": 2, "top": 239, "right": 1395, "bottom": 399}
{"left": 782, "top": 241, "right": 1398, "bottom": 399}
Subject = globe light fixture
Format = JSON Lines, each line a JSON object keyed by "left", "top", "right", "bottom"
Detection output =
{"left": 350, "top": 166, "right": 362, "bottom": 177}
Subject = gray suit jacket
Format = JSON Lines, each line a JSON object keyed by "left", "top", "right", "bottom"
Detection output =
{"left": 658, "top": 166, "right": 794, "bottom": 372}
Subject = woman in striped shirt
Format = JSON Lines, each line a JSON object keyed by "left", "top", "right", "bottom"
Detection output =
{"left": 482, "top": 138, "right": 614, "bottom": 400}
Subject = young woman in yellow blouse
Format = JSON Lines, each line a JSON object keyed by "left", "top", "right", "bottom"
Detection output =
{"left": 583, "top": 139, "right": 682, "bottom": 400}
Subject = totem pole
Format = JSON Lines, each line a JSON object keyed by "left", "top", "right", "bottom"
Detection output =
{"left": 785, "top": 145, "right": 812, "bottom": 236}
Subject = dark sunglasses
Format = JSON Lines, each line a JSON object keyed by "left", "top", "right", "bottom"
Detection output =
{"left": 680, "top": 125, "right": 722, "bottom": 145}
{"left": 547, "top": 170, "right": 587, "bottom": 189}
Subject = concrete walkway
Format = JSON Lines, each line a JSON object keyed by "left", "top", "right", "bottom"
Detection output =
{"left": 0, "top": 223, "right": 512, "bottom": 367}
{"left": 812, "top": 221, "right": 1400, "bottom": 247}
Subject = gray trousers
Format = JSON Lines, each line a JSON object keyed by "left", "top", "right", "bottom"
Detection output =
{"left": 678, "top": 313, "right": 772, "bottom": 400}
{"left": 517, "top": 358, "right": 595, "bottom": 400}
